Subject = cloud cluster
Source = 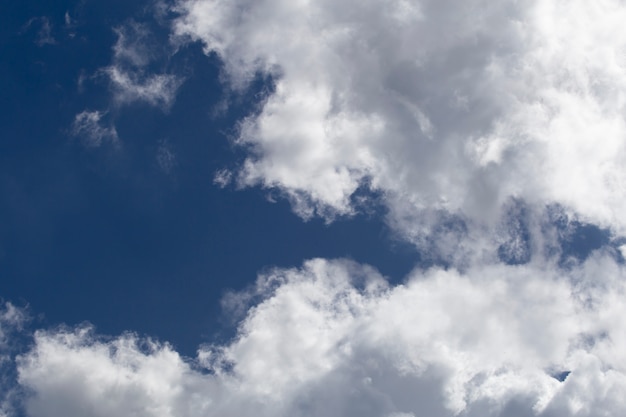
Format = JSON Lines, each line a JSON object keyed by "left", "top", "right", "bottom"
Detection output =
{"left": 173, "top": 0, "right": 626, "bottom": 245}
{"left": 10, "top": 1, "right": 626, "bottom": 417}
{"left": 16, "top": 257, "right": 626, "bottom": 416}
{"left": 70, "top": 21, "right": 183, "bottom": 149}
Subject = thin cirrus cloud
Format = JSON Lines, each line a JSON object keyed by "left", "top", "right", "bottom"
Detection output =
{"left": 70, "top": 21, "right": 183, "bottom": 148}
{"left": 104, "top": 22, "right": 184, "bottom": 109}
{"left": 6, "top": 1, "right": 626, "bottom": 417}
{"left": 70, "top": 110, "right": 119, "bottom": 148}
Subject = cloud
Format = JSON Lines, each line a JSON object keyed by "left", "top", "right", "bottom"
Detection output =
{"left": 70, "top": 111, "right": 119, "bottom": 148}
{"left": 70, "top": 22, "right": 183, "bottom": 148}
{"left": 23, "top": 17, "right": 56, "bottom": 46}
{"left": 13, "top": 256, "right": 626, "bottom": 416}
{"left": 112, "top": 22, "right": 156, "bottom": 68}
{"left": 104, "top": 22, "right": 183, "bottom": 109}
{"left": 213, "top": 169, "right": 232, "bottom": 188}
{"left": 0, "top": 303, "right": 27, "bottom": 417}
{"left": 105, "top": 66, "right": 183, "bottom": 109}
{"left": 172, "top": 0, "right": 626, "bottom": 248}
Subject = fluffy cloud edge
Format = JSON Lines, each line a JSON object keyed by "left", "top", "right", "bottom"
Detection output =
{"left": 6, "top": 254, "right": 626, "bottom": 417}
{"left": 171, "top": 0, "right": 626, "bottom": 256}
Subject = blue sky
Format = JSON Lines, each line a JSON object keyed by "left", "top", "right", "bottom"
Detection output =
{"left": 2, "top": 1, "right": 626, "bottom": 416}
{"left": 1, "top": 0, "right": 418, "bottom": 356}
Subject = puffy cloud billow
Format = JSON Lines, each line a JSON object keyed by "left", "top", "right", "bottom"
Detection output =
{"left": 14, "top": 257, "right": 626, "bottom": 416}
{"left": 173, "top": 0, "right": 626, "bottom": 245}
{"left": 6, "top": 0, "right": 626, "bottom": 416}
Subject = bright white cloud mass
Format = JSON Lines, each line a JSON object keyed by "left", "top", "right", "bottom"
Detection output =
{"left": 6, "top": 0, "right": 626, "bottom": 416}
{"left": 174, "top": 0, "right": 626, "bottom": 239}
{"left": 14, "top": 257, "right": 626, "bottom": 416}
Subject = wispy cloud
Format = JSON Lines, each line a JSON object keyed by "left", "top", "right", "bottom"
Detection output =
{"left": 70, "top": 111, "right": 118, "bottom": 148}
{"left": 104, "top": 22, "right": 183, "bottom": 110}
{"left": 213, "top": 168, "right": 232, "bottom": 188}
{"left": 23, "top": 17, "right": 56, "bottom": 46}
{"left": 69, "top": 20, "right": 184, "bottom": 148}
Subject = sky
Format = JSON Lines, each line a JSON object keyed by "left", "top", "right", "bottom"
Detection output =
{"left": 1, "top": 1, "right": 626, "bottom": 416}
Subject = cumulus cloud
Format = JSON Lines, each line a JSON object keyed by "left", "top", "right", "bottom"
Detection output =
{"left": 70, "top": 22, "right": 183, "bottom": 148}
{"left": 14, "top": 257, "right": 626, "bottom": 416}
{"left": 70, "top": 111, "right": 119, "bottom": 148}
{"left": 172, "top": 0, "right": 626, "bottom": 247}
{"left": 10, "top": 2, "right": 626, "bottom": 417}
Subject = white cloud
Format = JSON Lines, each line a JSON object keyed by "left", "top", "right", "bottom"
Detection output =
{"left": 18, "top": 328, "right": 208, "bottom": 417}
{"left": 70, "top": 22, "right": 183, "bottom": 148}
{"left": 213, "top": 168, "right": 232, "bottom": 188}
{"left": 172, "top": 0, "right": 626, "bottom": 246}
{"left": 105, "top": 66, "right": 182, "bottom": 109}
{"left": 70, "top": 111, "right": 119, "bottom": 148}
{"left": 105, "top": 22, "right": 183, "bottom": 109}
{"left": 112, "top": 23, "right": 155, "bottom": 68}
{"left": 14, "top": 256, "right": 626, "bottom": 416}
